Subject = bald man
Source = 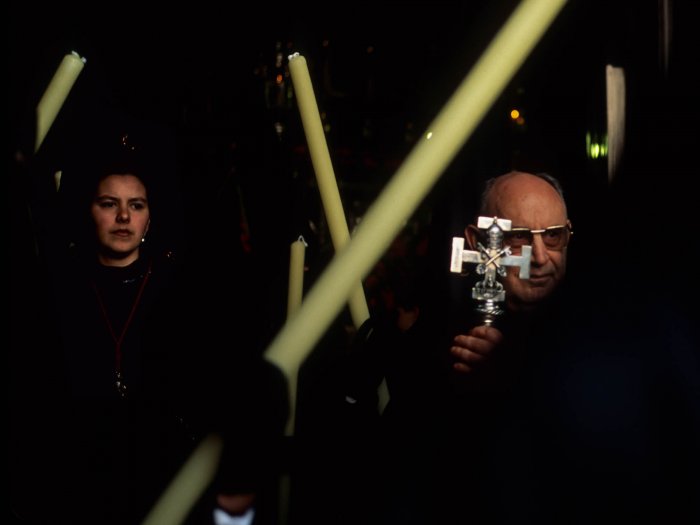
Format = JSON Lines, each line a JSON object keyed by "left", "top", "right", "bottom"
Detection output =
{"left": 379, "top": 170, "right": 698, "bottom": 524}
{"left": 450, "top": 171, "right": 573, "bottom": 374}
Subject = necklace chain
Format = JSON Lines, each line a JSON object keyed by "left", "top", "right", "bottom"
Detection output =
{"left": 91, "top": 260, "right": 152, "bottom": 398}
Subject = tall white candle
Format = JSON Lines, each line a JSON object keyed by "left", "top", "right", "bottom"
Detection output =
{"left": 265, "top": 0, "right": 566, "bottom": 379}
{"left": 35, "top": 51, "right": 86, "bottom": 152}
{"left": 287, "top": 53, "right": 370, "bottom": 330}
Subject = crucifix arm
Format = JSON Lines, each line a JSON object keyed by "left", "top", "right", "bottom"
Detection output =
{"left": 500, "top": 245, "right": 532, "bottom": 279}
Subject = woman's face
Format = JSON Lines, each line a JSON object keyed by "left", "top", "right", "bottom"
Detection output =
{"left": 91, "top": 174, "right": 150, "bottom": 267}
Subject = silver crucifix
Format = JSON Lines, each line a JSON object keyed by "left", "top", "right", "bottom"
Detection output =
{"left": 450, "top": 216, "right": 532, "bottom": 325}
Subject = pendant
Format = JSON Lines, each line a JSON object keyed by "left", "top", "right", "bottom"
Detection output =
{"left": 115, "top": 371, "right": 128, "bottom": 398}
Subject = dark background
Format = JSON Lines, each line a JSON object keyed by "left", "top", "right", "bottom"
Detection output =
{"left": 11, "top": 0, "right": 698, "bottom": 404}
{"left": 11, "top": 1, "right": 697, "bottom": 309}
{"left": 10, "top": 0, "right": 698, "bottom": 424}
{"left": 9, "top": 1, "right": 699, "bottom": 522}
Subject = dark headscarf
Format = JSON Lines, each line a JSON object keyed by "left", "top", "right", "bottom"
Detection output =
{"left": 59, "top": 110, "right": 180, "bottom": 255}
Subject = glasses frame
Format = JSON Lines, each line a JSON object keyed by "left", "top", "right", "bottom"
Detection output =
{"left": 504, "top": 221, "right": 573, "bottom": 251}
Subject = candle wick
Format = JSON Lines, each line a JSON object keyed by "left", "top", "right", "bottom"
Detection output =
{"left": 70, "top": 50, "right": 87, "bottom": 64}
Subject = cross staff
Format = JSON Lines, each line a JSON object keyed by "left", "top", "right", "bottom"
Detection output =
{"left": 451, "top": 216, "right": 531, "bottom": 324}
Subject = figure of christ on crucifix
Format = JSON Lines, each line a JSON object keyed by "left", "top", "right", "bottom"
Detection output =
{"left": 451, "top": 216, "right": 531, "bottom": 325}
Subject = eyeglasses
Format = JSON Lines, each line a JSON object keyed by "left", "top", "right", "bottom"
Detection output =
{"left": 502, "top": 222, "right": 573, "bottom": 252}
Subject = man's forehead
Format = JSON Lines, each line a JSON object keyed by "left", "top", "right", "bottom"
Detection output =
{"left": 488, "top": 175, "right": 564, "bottom": 211}
{"left": 492, "top": 198, "right": 566, "bottom": 221}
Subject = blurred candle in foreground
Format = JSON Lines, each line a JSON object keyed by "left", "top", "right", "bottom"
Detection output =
{"left": 35, "top": 51, "right": 86, "bottom": 152}
{"left": 141, "top": 433, "right": 223, "bottom": 525}
{"left": 285, "top": 235, "right": 307, "bottom": 435}
{"left": 287, "top": 236, "right": 307, "bottom": 319}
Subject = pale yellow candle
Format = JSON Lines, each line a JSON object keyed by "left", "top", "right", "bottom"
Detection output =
{"left": 265, "top": 0, "right": 566, "bottom": 379}
{"left": 278, "top": 236, "right": 308, "bottom": 525}
{"left": 287, "top": 53, "right": 370, "bottom": 330}
{"left": 35, "top": 51, "right": 86, "bottom": 152}
{"left": 141, "top": 433, "right": 224, "bottom": 525}
{"left": 284, "top": 235, "right": 307, "bottom": 436}
{"left": 287, "top": 236, "right": 307, "bottom": 319}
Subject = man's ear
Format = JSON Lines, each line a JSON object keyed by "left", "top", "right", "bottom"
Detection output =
{"left": 465, "top": 225, "right": 480, "bottom": 250}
